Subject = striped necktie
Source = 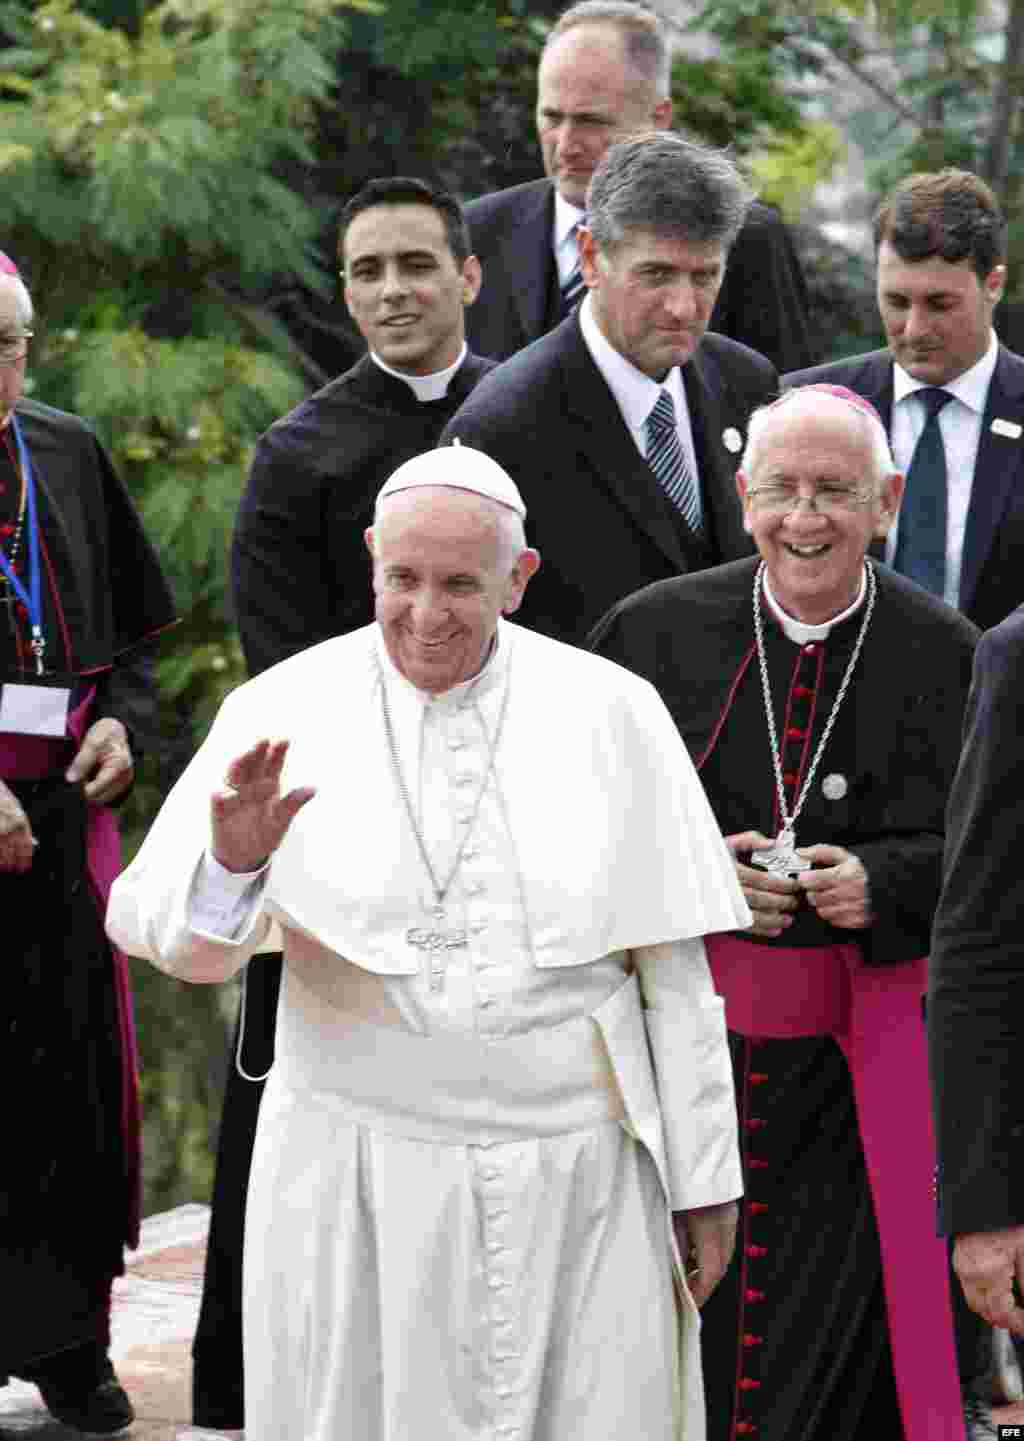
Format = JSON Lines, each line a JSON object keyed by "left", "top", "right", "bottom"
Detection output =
{"left": 560, "top": 224, "right": 586, "bottom": 318}
{"left": 893, "top": 387, "right": 953, "bottom": 598}
{"left": 645, "top": 389, "right": 702, "bottom": 534}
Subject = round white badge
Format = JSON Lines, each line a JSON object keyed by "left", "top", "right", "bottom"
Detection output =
{"left": 722, "top": 427, "right": 743, "bottom": 454}
{"left": 822, "top": 773, "right": 848, "bottom": 801}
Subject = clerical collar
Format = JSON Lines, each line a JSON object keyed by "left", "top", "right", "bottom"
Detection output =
{"left": 893, "top": 330, "right": 997, "bottom": 416}
{"left": 761, "top": 567, "right": 868, "bottom": 644}
{"left": 373, "top": 617, "right": 510, "bottom": 707}
{"left": 370, "top": 343, "right": 468, "bottom": 403}
{"left": 578, "top": 294, "right": 686, "bottom": 433}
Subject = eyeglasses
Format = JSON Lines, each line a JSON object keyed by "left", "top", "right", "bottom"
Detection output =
{"left": 745, "top": 482, "right": 876, "bottom": 516}
{"left": 0, "top": 331, "right": 32, "bottom": 365}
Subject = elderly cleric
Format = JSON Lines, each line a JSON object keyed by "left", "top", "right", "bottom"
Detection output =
{"left": 108, "top": 444, "right": 750, "bottom": 1441}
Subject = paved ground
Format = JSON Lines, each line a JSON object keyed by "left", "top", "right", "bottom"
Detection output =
{"left": 0, "top": 1205, "right": 229, "bottom": 1441}
{"left": 4, "top": 1206, "right": 1024, "bottom": 1439}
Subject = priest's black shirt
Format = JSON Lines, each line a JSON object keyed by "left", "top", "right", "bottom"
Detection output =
{"left": 231, "top": 351, "right": 495, "bottom": 677}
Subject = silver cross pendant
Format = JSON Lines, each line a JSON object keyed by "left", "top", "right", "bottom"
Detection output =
{"left": 406, "top": 906, "right": 468, "bottom": 991}
{"left": 751, "top": 828, "right": 812, "bottom": 879}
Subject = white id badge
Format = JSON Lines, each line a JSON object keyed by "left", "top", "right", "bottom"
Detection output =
{"left": 0, "top": 681, "right": 72, "bottom": 737}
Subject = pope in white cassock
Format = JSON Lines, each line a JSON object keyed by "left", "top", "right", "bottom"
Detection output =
{"left": 107, "top": 445, "right": 750, "bottom": 1441}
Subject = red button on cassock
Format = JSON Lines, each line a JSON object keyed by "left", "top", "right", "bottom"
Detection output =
{"left": 749, "top": 1201, "right": 769, "bottom": 1215}
{"left": 745, "top": 1288, "right": 766, "bottom": 1302}
{"left": 745, "top": 1118, "right": 766, "bottom": 1130}
{"left": 736, "top": 1423, "right": 757, "bottom": 1435}
{"left": 749, "top": 1073, "right": 769, "bottom": 1085}
{"left": 740, "top": 1378, "right": 762, "bottom": 1391}
{"left": 748, "top": 1157, "right": 769, "bottom": 1169}
{"left": 786, "top": 727, "right": 805, "bottom": 740}
{"left": 745, "top": 1244, "right": 768, "bottom": 1258}
{"left": 742, "top": 1334, "right": 764, "bottom": 1347}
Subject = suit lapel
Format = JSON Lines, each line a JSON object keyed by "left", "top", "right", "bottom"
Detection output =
{"left": 559, "top": 320, "right": 691, "bottom": 572}
{"left": 841, "top": 354, "right": 896, "bottom": 565}
{"left": 683, "top": 344, "right": 750, "bottom": 562}
{"left": 499, "top": 182, "right": 558, "bottom": 352}
{"left": 960, "top": 345, "right": 1024, "bottom": 615}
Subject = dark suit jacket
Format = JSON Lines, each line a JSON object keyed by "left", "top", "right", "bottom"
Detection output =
{"left": 440, "top": 314, "right": 777, "bottom": 642}
{"left": 784, "top": 346, "right": 1024, "bottom": 631}
{"left": 464, "top": 177, "right": 815, "bottom": 373}
{"left": 231, "top": 351, "right": 494, "bottom": 676}
{"left": 929, "top": 607, "right": 1024, "bottom": 1234}
{"left": 590, "top": 556, "right": 979, "bottom": 966}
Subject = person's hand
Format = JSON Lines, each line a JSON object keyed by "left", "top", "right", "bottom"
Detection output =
{"left": 0, "top": 777, "right": 35, "bottom": 873}
{"left": 796, "top": 844, "right": 872, "bottom": 929}
{"left": 724, "top": 830, "right": 800, "bottom": 937}
{"left": 66, "top": 717, "right": 134, "bottom": 804}
{"left": 954, "top": 1227, "right": 1024, "bottom": 1337}
{"left": 673, "top": 1200, "right": 738, "bottom": 1307}
{"left": 211, "top": 738, "right": 316, "bottom": 874}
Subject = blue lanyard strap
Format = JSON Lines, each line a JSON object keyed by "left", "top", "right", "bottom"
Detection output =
{"left": 0, "top": 415, "right": 45, "bottom": 673}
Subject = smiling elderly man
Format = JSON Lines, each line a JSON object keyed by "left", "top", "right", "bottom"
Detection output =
{"left": 108, "top": 444, "right": 752, "bottom": 1441}
{"left": 591, "top": 386, "right": 976, "bottom": 1441}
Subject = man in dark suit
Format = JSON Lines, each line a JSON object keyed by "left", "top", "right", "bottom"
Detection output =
{"left": 193, "top": 177, "right": 496, "bottom": 1435}
{"left": 930, "top": 609, "right": 1024, "bottom": 1349}
{"left": 465, "top": 0, "right": 814, "bottom": 373}
{"left": 786, "top": 168, "right": 1024, "bottom": 632}
{"left": 928, "top": 609, "right": 1024, "bottom": 1434}
{"left": 443, "top": 130, "right": 778, "bottom": 643}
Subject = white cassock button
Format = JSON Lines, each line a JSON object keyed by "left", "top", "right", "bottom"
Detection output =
{"left": 822, "top": 773, "right": 848, "bottom": 801}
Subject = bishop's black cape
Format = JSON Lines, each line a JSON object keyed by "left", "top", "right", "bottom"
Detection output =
{"left": 194, "top": 350, "right": 496, "bottom": 1429}
{"left": 590, "top": 558, "right": 977, "bottom": 1441}
{"left": 1, "top": 398, "right": 175, "bottom": 1373}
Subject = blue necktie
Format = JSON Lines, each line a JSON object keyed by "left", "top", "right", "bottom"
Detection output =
{"left": 560, "top": 225, "right": 586, "bottom": 318}
{"left": 894, "top": 387, "right": 953, "bottom": 598}
{"left": 645, "top": 390, "right": 702, "bottom": 536}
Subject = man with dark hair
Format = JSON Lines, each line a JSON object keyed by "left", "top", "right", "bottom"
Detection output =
{"left": 191, "top": 176, "right": 495, "bottom": 1436}
{"left": 786, "top": 167, "right": 1024, "bottom": 632}
{"left": 442, "top": 130, "right": 777, "bottom": 643}
{"left": 465, "top": 0, "right": 814, "bottom": 371}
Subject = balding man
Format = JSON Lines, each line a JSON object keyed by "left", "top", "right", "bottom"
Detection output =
{"left": 591, "top": 386, "right": 973, "bottom": 1441}
{"left": 109, "top": 446, "right": 750, "bottom": 1441}
{"left": 466, "top": 0, "right": 813, "bottom": 371}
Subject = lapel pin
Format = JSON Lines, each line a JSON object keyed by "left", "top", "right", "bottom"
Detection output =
{"left": 722, "top": 427, "right": 743, "bottom": 454}
{"left": 822, "top": 773, "right": 848, "bottom": 801}
{"left": 991, "top": 418, "right": 1022, "bottom": 439}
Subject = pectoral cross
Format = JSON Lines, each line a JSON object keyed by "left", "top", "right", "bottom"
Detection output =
{"left": 406, "top": 906, "right": 468, "bottom": 991}
{"left": 751, "top": 828, "right": 812, "bottom": 879}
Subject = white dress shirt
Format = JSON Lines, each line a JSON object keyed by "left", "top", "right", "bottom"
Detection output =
{"left": 579, "top": 293, "right": 702, "bottom": 523}
{"left": 886, "top": 332, "right": 998, "bottom": 608}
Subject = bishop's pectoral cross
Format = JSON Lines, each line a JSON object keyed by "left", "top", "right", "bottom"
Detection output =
{"left": 406, "top": 905, "right": 468, "bottom": 991}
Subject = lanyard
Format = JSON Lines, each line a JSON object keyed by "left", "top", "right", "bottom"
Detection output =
{"left": 0, "top": 415, "right": 45, "bottom": 673}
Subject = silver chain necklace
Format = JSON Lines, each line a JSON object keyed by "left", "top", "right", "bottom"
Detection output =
{"left": 376, "top": 651, "right": 512, "bottom": 990}
{"left": 751, "top": 560, "right": 876, "bottom": 877}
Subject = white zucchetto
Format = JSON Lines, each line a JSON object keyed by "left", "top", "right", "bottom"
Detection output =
{"left": 376, "top": 442, "right": 527, "bottom": 520}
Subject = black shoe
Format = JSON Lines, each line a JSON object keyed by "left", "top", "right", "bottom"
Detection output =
{"left": 34, "top": 1374, "right": 135, "bottom": 1435}
{"left": 963, "top": 1391, "right": 998, "bottom": 1440}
